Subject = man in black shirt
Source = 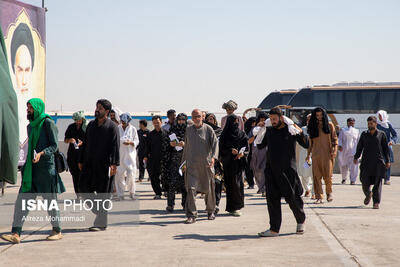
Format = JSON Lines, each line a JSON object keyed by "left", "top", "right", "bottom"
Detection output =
{"left": 257, "top": 107, "right": 309, "bottom": 237}
{"left": 144, "top": 115, "right": 168, "bottom": 199}
{"left": 137, "top": 119, "right": 150, "bottom": 182}
{"left": 79, "top": 99, "right": 120, "bottom": 231}
{"left": 64, "top": 111, "right": 87, "bottom": 197}
{"left": 354, "top": 116, "right": 390, "bottom": 209}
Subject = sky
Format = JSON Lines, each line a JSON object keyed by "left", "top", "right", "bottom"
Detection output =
{"left": 23, "top": 0, "right": 400, "bottom": 114}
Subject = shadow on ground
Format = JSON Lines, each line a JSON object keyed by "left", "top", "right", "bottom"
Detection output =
{"left": 173, "top": 232, "right": 296, "bottom": 242}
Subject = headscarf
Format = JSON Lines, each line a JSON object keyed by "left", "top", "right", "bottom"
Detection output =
{"left": 222, "top": 100, "right": 238, "bottom": 111}
{"left": 205, "top": 113, "right": 222, "bottom": 138}
{"left": 21, "top": 98, "right": 52, "bottom": 193}
{"left": 176, "top": 112, "right": 188, "bottom": 122}
{"left": 220, "top": 114, "right": 246, "bottom": 148}
{"left": 205, "top": 113, "right": 218, "bottom": 126}
{"left": 170, "top": 113, "right": 187, "bottom": 140}
{"left": 244, "top": 116, "right": 256, "bottom": 135}
{"left": 72, "top": 110, "right": 88, "bottom": 132}
{"left": 111, "top": 107, "right": 122, "bottom": 123}
{"left": 376, "top": 110, "right": 389, "bottom": 128}
{"left": 256, "top": 112, "right": 269, "bottom": 124}
{"left": 120, "top": 112, "right": 132, "bottom": 124}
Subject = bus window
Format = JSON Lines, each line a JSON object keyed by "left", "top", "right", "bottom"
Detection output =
{"left": 313, "top": 91, "right": 328, "bottom": 108}
{"left": 344, "top": 91, "right": 359, "bottom": 111}
{"left": 328, "top": 91, "right": 344, "bottom": 110}
{"left": 396, "top": 91, "right": 400, "bottom": 113}
{"left": 281, "top": 94, "right": 293, "bottom": 105}
{"left": 360, "top": 90, "right": 378, "bottom": 112}
{"left": 379, "top": 90, "right": 396, "bottom": 112}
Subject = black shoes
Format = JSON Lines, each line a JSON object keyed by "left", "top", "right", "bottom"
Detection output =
{"left": 364, "top": 192, "right": 372, "bottom": 205}
{"left": 89, "top": 226, "right": 107, "bottom": 232}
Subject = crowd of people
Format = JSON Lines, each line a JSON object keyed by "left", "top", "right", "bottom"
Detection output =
{"left": 0, "top": 98, "right": 397, "bottom": 244}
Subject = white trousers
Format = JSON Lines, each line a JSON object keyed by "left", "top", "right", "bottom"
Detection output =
{"left": 340, "top": 155, "right": 358, "bottom": 182}
{"left": 115, "top": 164, "right": 137, "bottom": 197}
{"left": 300, "top": 175, "right": 314, "bottom": 194}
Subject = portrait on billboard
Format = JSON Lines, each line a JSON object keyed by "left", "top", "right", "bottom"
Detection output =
{"left": 4, "top": 9, "right": 46, "bottom": 165}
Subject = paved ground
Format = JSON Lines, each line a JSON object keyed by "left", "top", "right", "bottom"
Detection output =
{"left": 1, "top": 173, "right": 399, "bottom": 267}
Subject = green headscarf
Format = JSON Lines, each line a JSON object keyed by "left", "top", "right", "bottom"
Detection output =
{"left": 21, "top": 98, "right": 52, "bottom": 192}
{"left": 72, "top": 110, "right": 88, "bottom": 132}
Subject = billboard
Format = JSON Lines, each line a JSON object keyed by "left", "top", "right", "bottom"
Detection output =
{"left": 0, "top": 0, "right": 46, "bottom": 165}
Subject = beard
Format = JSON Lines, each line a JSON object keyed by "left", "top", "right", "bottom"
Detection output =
{"left": 95, "top": 111, "right": 101, "bottom": 119}
{"left": 27, "top": 112, "right": 34, "bottom": 121}
{"left": 368, "top": 126, "right": 375, "bottom": 131}
{"left": 272, "top": 120, "right": 282, "bottom": 128}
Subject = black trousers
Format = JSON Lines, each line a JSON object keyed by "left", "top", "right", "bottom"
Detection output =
{"left": 80, "top": 163, "right": 113, "bottom": 228}
{"left": 149, "top": 168, "right": 162, "bottom": 196}
{"left": 138, "top": 155, "right": 148, "bottom": 179}
{"left": 267, "top": 194, "right": 305, "bottom": 233}
{"left": 68, "top": 159, "right": 80, "bottom": 195}
{"left": 265, "top": 167, "right": 305, "bottom": 233}
{"left": 244, "top": 158, "right": 255, "bottom": 187}
{"left": 215, "top": 178, "right": 222, "bottom": 207}
{"left": 361, "top": 175, "right": 382, "bottom": 204}
{"left": 167, "top": 185, "right": 187, "bottom": 207}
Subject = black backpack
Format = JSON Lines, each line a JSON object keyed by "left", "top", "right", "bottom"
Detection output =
{"left": 54, "top": 150, "right": 68, "bottom": 173}
{"left": 43, "top": 119, "right": 69, "bottom": 173}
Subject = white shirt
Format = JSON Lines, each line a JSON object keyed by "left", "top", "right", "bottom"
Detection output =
{"left": 338, "top": 126, "right": 359, "bottom": 161}
{"left": 118, "top": 124, "right": 139, "bottom": 168}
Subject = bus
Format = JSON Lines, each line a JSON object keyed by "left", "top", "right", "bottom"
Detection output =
{"left": 286, "top": 82, "right": 400, "bottom": 132}
{"left": 258, "top": 89, "right": 297, "bottom": 111}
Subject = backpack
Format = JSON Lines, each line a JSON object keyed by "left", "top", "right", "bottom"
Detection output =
{"left": 43, "top": 119, "right": 69, "bottom": 173}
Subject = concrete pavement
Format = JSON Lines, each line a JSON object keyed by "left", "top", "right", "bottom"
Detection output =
{"left": 1, "top": 173, "right": 399, "bottom": 267}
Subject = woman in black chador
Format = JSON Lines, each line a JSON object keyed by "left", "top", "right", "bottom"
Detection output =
{"left": 219, "top": 114, "right": 248, "bottom": 216}
{"left": 161, "top": 113, "right": 188, "bottom": 212}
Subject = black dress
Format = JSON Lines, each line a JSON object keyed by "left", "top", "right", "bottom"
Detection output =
{"left": 161, "top": 123, "right": 187, "bottom": 207}
{"left": 219, "top": 115, "right": 248, "bottom": 212}
{"left": 64, "top": 122, "right": 85, "bottom": 194}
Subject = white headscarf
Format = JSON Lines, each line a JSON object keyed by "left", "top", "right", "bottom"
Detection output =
{"left": 376, "top": 110, "right": 389, "bottom": 128}
{"left": 112, "top": 107, "right": 123, "bottom": 123}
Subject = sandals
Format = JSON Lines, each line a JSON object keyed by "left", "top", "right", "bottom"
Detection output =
{"left": 258, "top": 230, "right": 279, "bottom": 237}
{"left": 296, "top": 224, "right": 305, "bottom": 235}
{"left": 314, "top": 199, "right": 323, "bottom": 204}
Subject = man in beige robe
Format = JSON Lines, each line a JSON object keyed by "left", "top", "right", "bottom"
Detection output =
{"left": 182, "top": 109, "right": 219, "bottom": 224}
{"left": 306, "top": 108, "right": 338, "bottom": 203}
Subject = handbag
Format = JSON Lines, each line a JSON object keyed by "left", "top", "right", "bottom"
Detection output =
{"left": 54, "top": 150, "right": 68, "bottom": 173}
{"left": 43, "top": 118, "right": 69, "bottom": 173}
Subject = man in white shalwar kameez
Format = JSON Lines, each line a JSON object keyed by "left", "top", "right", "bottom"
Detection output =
{"left": 338, "top": 118, "right": 359, "bottom": 185}
{"left": 116, "top": 113, "right": 139, "bottom": 200}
